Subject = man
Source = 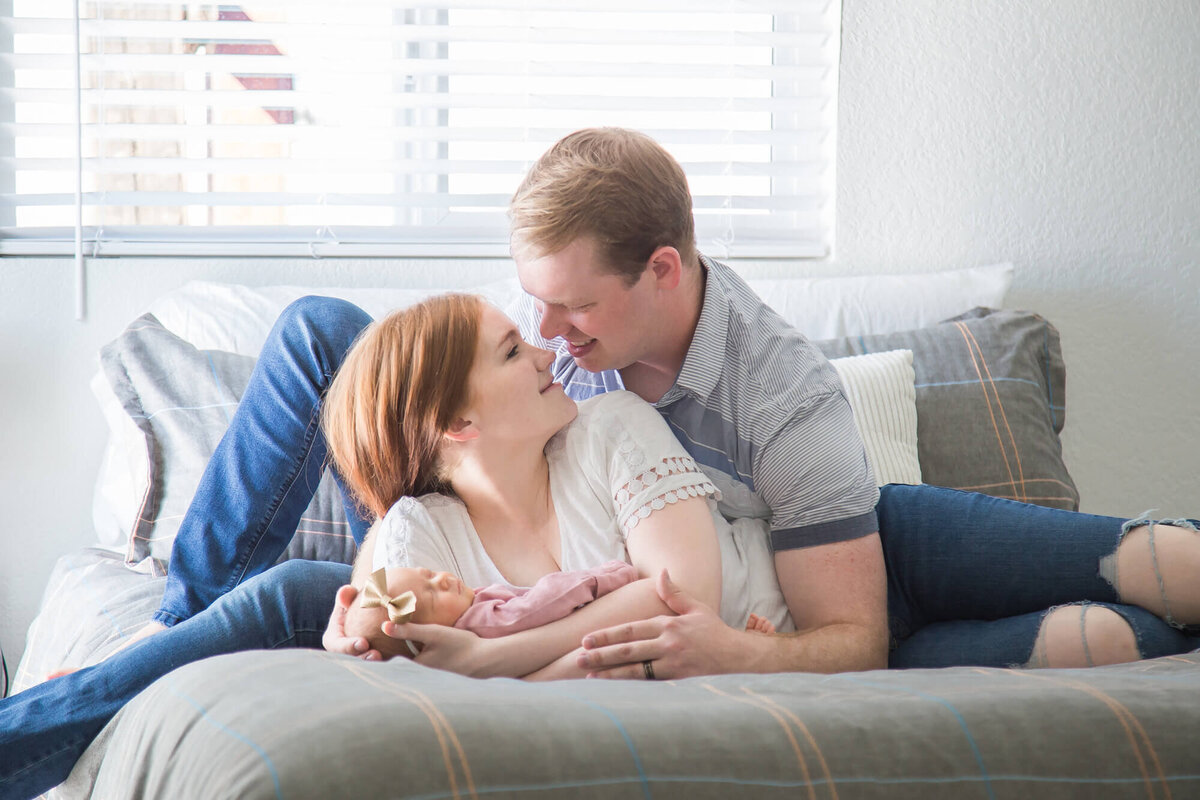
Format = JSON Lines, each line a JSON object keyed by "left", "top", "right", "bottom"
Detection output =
{"left": 345, "top": 127, "right": 890, "bottom": 677}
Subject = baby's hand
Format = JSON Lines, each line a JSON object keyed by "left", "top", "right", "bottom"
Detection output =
{"left": 745, "top": 613, "right": 776, "bottom": 635}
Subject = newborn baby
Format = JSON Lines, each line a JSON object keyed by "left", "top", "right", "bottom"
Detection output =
{"left": 344, "top": 560, "right": 639, "bottom": 660}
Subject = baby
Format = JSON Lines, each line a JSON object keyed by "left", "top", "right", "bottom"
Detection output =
{"left": 345, "top": 560, "right": 780, "bottom": 660}
{"left": 344, "top": 560, "right": 641, "bottom": 660}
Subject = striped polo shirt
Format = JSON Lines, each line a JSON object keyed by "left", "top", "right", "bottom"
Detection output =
{"left": 509, "top": 255, "right": 880, "bottom": 551}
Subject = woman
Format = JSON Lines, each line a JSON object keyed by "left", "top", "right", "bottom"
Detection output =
{"left": 0, "top": 294, "right": 780, "bottom": 798}
{"left": 320, "top": 293, "right": 788, "bottom": 678}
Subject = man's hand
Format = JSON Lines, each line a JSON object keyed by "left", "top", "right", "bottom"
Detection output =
{"left": 576, "top": 570, "right": 745, "bottom": 680}
{"left": 385, "top": 621, "right": 498, "bottom": 678}
{"left": 322, "top": 584, "right": 383, "bottom": 660}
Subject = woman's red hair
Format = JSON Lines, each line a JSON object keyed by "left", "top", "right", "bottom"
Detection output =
{"left": 321, "top": 294, "right": 482, "bottom": 519}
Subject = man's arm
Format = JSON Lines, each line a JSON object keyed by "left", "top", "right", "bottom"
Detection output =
{"left": 750, "top": 533, "right": 888, "bottom": 673}
{"left": 577, "top": 533, "right": 888, "bottom": 677}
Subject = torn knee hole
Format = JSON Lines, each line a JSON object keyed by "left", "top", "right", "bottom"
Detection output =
{"left": 1025, "top": 604, "right": 1140, "bottom": 669}
{"left": 1106, "top": 519, "right": 1200, "bottom": 627}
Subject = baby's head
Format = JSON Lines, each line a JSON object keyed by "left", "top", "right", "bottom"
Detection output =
{"left": 345, "top": 567, "right": 477, "bottom": 660}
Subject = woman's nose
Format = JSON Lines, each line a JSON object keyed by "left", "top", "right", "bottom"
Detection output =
{"left": 537, "top": 347, "right": 555, "bottom": 370}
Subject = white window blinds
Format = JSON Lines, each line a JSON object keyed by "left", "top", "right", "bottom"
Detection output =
{"left": 0, "top": 0, "right": 841, "bottom": 258}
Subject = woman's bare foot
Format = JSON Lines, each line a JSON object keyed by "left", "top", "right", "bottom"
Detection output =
{"left": 43, "top": 621, "right": 166, "bottom": 681}
{"left": 111, "top": 620, "right": 167, "bottom": 657}
{"left": 46, "top": 667, "right": 79, "bottom": 680}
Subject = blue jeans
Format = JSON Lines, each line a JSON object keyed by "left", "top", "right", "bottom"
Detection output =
{"left": 155, "top": 296, "right": 374, "bottom": 626}
{"left": 0, "top": 560, "right": 351, "bottom": 800}
{"left": 879, "top": 484, "right": 1200, "bottom": 667}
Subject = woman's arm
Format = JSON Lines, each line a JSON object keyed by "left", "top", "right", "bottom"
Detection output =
{"left": 321, "top": 524, "right": 385, "bottom": 658}
{"left": 622, "top": 493, "right": 722, "bottom": 612}
{"left": 398, "top": 493, "right": 723, "bottom": 678}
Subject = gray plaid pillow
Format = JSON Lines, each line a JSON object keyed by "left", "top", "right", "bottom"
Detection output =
{"left": 816, "top": 307, "right": 1078, "bottom": 510}
{"left": 100, "top": 313, "right": 357, "bottom": 570}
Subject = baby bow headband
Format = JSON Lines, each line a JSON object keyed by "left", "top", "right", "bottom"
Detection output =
{"left": 361, "top": 568, "right": 417, "bottom": 624}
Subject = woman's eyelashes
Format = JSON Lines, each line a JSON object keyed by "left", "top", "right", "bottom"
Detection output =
{"left": 505, "top": 343, "right": 520, "bottom": 360}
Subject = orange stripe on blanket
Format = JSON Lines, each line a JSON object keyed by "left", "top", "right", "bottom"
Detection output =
{"left": 338, "top": 659, "right": 478, "bottom": 799}
{"left": 1012, "top": 671, "right": 1169, "bottom": 799}
{"left": 701, "top": 683, "right": 824, "bottom": 800}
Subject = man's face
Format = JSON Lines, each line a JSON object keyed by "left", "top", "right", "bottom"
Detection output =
{"left": 514, "top": 236, "right": 655, "bottom": 374}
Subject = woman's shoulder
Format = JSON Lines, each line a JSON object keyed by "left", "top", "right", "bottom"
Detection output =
{"left": 377, "top": 493, "right": 467, "bottom": 538}
{"left": 555, "top": 390, "right": 678, "bottom": 476}
{"left": 373, "top": 492, "right": 472, "bottom": 570}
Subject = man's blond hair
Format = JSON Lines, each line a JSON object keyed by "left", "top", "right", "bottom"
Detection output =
{"left": 509, "top": 128, "right": 697, "bottom": 284}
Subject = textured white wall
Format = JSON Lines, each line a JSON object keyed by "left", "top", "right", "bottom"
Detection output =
{"left": 1, "top": 0, "right": 1197, "bottom": 668}
{"left": 834, "top": 0, "right": 1200, "bottom": 522}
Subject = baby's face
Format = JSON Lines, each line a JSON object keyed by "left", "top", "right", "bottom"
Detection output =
{"left": 388, "top": 567, "right": 475, "bottom": 626}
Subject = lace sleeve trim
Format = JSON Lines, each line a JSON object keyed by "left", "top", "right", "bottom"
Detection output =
{"left": 615, "top": 455, "right": 719, "bottom": 534}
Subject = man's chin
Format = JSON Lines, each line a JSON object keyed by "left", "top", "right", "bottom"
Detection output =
{"left": 572, "top": 354, "right": 612, "bottom": 373}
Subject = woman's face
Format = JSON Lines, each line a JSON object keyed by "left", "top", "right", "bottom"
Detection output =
{"left": 460, "top": 304, "right": 578, "bottom": 446}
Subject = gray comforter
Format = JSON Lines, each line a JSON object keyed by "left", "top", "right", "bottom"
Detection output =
{"left": 62, "top": 646, "right": 1200, "bottom": 799}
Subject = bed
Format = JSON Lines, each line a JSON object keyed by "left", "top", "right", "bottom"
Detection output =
{"left": 16, "top": 264, "right": 1200, "bottom": 799}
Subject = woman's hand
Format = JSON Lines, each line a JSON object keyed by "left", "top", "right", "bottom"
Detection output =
{"left": 322, "top": 584, "right": 384, "bottom": 660}
{"left": 385, "top": 621, "right": 500, "bottom": 678}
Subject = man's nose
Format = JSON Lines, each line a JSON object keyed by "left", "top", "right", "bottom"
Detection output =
{"left": 539, "top": 304, "right": 567, "bottom": 339}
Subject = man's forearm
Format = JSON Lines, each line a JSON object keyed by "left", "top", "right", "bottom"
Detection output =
{"left": 741, "top": 621, "right": 888, "bottom": 674}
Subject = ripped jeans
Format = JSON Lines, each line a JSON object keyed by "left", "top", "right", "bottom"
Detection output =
{"left": 878, "top": 484, "right": 1200, "bottom": 668}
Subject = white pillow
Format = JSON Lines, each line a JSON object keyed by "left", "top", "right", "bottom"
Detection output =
{"left": 830, "top": 350, "right": 921, "bottom": 487}
{"left": 747, "top": 263, "right": 1012, "bottom": 339}
{"left": 146, "top": 277, "right": 525, "bottom": 357}
{"left": 145, "top": 264, "right": 1011, "bottom": 357}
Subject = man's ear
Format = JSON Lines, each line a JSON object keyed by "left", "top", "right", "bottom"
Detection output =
{"left": 443, "top": 417, "right": 479, "bottom": 443}
{"left": 647, "top": 246, "right": 683, "bottom": 290}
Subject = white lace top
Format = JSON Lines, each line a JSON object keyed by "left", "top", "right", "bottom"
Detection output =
{"left": 373, "top": 391, "right": 793, "bottom": 631}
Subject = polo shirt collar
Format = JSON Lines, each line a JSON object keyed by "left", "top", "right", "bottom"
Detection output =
{"left": 660, "top": 254, "right": 727, "bottom": 404}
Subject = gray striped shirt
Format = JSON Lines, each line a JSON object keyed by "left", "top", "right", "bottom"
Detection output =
{"left": 509, "top": 255, "right": 880, "bottom": 550}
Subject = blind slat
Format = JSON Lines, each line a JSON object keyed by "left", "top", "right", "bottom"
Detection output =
{"left": 6, "top": 54, "right": 833, "bottom": 81}
{"left": 2, "top": 157, "right": 829, "bottom": 179}
{"left": 78, "top": 0, "right": 827, "bottom": 14}
{"left": 1, "top": 90, "right": 831, "bottom": 114}
{"left": 3, "top": 191, "right": 828, "bottom": 212}
{"left": 10, "top": 18, "right": 828, "bottom": 50}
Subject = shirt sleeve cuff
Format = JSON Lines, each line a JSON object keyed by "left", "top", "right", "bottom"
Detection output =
{"left": 770, "top": 510, "right": 879, "bottom": 551}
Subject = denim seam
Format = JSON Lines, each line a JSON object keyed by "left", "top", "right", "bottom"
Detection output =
{"left": 267, "top": 627, "right": 328, "bottom": 650}
{"left": 223, "top": 395, "right": 325, "bottom": 597}
{"left": 1, "top": 733, "right": 93, "bottom": 787}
